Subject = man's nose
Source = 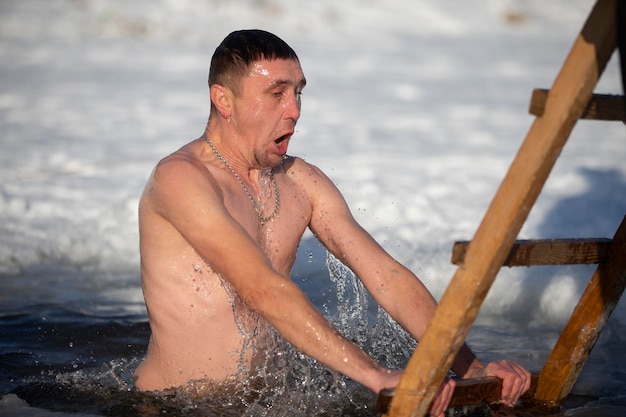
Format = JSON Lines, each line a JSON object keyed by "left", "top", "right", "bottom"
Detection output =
{"left": 283, "top": 92, "right": 301, "bottom": 120}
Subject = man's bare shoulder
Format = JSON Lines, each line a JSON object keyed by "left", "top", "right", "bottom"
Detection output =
{"left": 152, "top": 141, "right": 214, "bottom": 180}
{"left": 150, "top": 140, "right": 218, "bottom": 185}
{"left": 280, "top": 155, "right": 348, "bottom": 215}
{"left": 141, "top": 140, "right": 222, "bottom": 213}
{"left": 281, "top": 155, "right": 329, "bottom": 182}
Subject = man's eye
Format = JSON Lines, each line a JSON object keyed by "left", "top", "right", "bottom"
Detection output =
{"left": 273, "top": 91, "right": 284, "bottom": 99}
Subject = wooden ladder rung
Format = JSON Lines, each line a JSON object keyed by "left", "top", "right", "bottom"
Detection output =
{"left": 384, "top": 2, "right": 619, "bottom": 415}
{"left": 451, "top": 238, "right": 612, "bottom": 267}
{"left": 376, "top": 374, "right": 539, "bottom": 413}
{"left": 529, "top": 88, "right": 625, "bottom": 121}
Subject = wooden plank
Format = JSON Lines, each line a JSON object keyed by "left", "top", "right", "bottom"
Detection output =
{"left": 451, "top": 238, "right": 612, "bottom": 267}
{"left": 530, "top": 89, "right": 625, "bottom": 121}
{"left": 384, "top": 2, "right": 616, "bottom": 416}
{"left": 535, "top": 216, "right": 626, "bottom": 407}
{"left": 376, "top": 374, "right": 539, "bottom": 413}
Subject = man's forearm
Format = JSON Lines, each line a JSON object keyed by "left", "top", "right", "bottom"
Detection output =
{"left": 451, "top": 343, "right": 483, "bottom": 378}
{"left": 367, "top": 269, "right": 483, "bottom": 379}
{"left": 250, "top": 276, "right": 391, "bottom": 392}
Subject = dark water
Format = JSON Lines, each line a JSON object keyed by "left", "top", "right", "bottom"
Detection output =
{"left": 0, "top": 276, "right": 149, "bottom": 416}
{"left": 0, "top": 241, "right": 405, "bottom": 416}
{"left": 1, "top": 240, "right": 625, "bottom": 416}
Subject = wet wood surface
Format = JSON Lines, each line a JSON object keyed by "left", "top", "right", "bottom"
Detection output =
{"left": 452, "top": 238, "right": 612, "bottom": 267}
{"left": 383, "top": 1, "right": 617, "bottom": 416}
{"left": 535, "top": 216, "right": 626, "bottom": 407}
{"left": 377, "top": 374, "right": 539, "bottom": 413}
{"left": 529, "top": 89, "right": 625, "bottom": 121}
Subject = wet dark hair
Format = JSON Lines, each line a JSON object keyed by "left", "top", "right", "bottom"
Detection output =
{"left": 208, "top": 29, "right": 299, "bottom": 95}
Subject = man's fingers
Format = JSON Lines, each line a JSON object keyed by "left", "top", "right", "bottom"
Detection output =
{"left": 499, "top": 361, "right": 531, "bottom": 405}
{"left": 428, "top": 377, "right": 456, "bottom": 417}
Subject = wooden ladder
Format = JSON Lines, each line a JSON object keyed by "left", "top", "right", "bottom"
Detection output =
{"left": 378, "top": 0, "right": 626, "bottom": 415}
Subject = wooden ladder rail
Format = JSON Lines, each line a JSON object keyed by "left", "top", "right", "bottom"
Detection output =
{"left": 534, "top": 217, "right": 626, "bottom": 407}
{"left": 377, "top": 230, "right": 626, "bottom": 414}
{"left": 381, "top": 1, "right": 617, "bottom": 416}
{"left": 449, "top": 220, "right": 626, "bottom": 409}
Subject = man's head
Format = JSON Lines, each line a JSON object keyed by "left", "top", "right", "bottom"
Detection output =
{"left": 209, "top": 30, "right": 299, "bottom": 101}
{"left": 206, "top": 30, "right": 305, "bottom": 168}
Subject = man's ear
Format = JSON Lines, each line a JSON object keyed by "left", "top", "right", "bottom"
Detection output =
{"left": 210, "top": 84, "right": 233, "bottom": 119}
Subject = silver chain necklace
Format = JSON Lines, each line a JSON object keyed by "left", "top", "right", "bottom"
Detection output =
{"left": 204, "top": 136, "right": 280, "bottom": 226}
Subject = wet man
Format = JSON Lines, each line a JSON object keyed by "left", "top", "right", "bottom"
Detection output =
{"left": 133, "top": 29, "right": 531, "bottom": 416}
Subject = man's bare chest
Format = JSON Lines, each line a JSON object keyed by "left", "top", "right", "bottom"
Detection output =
{"left": 226, "top": 183, "right": 311, "bottom": 274}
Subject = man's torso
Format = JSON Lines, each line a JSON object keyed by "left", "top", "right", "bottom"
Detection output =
{"left": 134, "top": 150, "right": 315, "bottom": 391}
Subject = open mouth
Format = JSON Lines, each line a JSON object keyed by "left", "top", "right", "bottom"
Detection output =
{"left": 275, "top": 133, "right": 290, "bottom": 144}
{"left": 274, "top": 134, "right": 291, "bottom": 154}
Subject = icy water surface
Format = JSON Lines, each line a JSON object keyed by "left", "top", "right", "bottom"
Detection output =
{"left": 1, "top": 241, "right": 625, "bottom": 416}
{"left": 0, "top": 243, "right": 413, "bottom": 417}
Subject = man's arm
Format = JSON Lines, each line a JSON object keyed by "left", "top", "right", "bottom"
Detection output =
{"left": 305, "top": 162, "right": 530, "bottom": 405}
{"left": 145, "top": 155, "right": 399, "bottom": 393}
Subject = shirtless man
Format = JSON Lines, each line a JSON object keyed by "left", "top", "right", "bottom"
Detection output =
{"left": 133, "top": 29, "right": 531, "bottom": 416}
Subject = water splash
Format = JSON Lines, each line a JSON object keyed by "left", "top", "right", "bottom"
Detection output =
{"left": 326, "top": 251, "right": 370, "bottom": 347}
{"left": 325, "top": 251, "right": 415, "bottom": 369}
{"left": 4, "top": 254, "right": 486, "bottom": 416}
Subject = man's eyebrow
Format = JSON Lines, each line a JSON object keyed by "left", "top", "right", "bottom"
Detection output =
{"left": 267, "top": 78, "right": 307, "bottom": 89}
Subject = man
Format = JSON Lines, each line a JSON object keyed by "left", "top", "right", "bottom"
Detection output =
{"left": 133, "top": 29, "right": 531, "bottom": 416}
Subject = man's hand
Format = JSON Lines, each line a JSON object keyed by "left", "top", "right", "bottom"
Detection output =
{"left": 428, "top": 377, "right": 456, "bottom": 417}
{"left": 377, "top": 371, "right": 455, "bottom": 417}
{"left": 465, "top": 359, "right": 531, "bottom": 407}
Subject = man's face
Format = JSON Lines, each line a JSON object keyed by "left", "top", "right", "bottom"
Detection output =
{"left": 231, "top": 58, "right": 306, "bottom": 168}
